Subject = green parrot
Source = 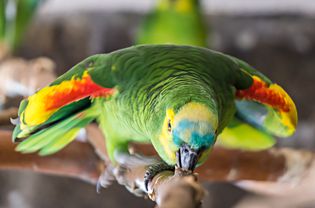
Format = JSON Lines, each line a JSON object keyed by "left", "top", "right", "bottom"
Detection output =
{"left": 12, "top": 45, "right": 297, "bottom": 190}
{"left": 136, "top": 0, "right": 207, "bottom": 46}
{"left": 0, "top": 0, "right": 44, "bottom": 51}
{"left": 136, "top": 0, "right": 279, "bottom": 151}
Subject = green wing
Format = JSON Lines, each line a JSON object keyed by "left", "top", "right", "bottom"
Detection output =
{"left": 218, "top": 56, "right": 298, "bottom": 150}
{"left": 217, "top": 117, "right": 275, "bottom": 150}
{"left": 15, "top": 108, "right": 96, "bottom": 155}
{"left": 13, "top": 54, "right": 117, "bottom": 155}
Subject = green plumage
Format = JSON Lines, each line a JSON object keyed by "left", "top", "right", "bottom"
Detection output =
{"left": 136, "top": 0, "right": 207, "bottom": 46}
{"left": 16, "top": 107, "right": 96, "bottom": 155}
{"left": 13, "top": 45, "right": 297, "bottom": 166}
{"left": 217, "top": 117, "right": 275, "bottom": 150}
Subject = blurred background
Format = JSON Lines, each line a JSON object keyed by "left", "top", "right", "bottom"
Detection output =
{"left": 0, "top": 0, "right": 315, "bottom": 207}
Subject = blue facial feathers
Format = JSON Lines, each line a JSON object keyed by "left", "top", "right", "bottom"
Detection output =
{"left": 172, "top": 119, "right": 215, "bottom": 149}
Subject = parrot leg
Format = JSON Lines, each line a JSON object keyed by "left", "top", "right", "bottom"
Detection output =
{"left": 144, "top": 162, "right": 175, "bottom": 191}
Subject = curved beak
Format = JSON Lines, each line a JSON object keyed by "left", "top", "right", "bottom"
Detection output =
{"left": 176, "top": 144, "right": 201, "bottom": 171}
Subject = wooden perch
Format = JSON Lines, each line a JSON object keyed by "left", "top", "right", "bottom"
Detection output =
{"left": 1, "top": 127, "right": 315, "bottom": 207}
{"left": 235, "top": 159, "right": 315, "bottom": 207}
{"left": 0, "top": 130, "right": 104, "bottom": 184}
{"left": 148, "top": 169, "right": 205, "bottom": 208}
{"left": 86, "top": 125, "right": 314, "bottom": 185}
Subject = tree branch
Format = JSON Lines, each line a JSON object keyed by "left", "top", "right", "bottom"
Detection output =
{"left": 85, "top": 125, "right": 314, "bottom": 184}
{"left": 149, "top": 169, "right": 205, "bottom": 208}
{"left": 0, "top": 130, "right": 104, "bottom": 184}
{"left": 1, "top": 127, "right": 314, "bottom": 207}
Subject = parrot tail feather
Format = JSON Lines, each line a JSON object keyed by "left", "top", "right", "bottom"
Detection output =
{"left": 15, "top": 107, "right": 96, "bottom": 156}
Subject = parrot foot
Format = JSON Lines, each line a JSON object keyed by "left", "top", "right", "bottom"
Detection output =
{"left": 113, "top": 152, "right": 158, "bottom": 197}
{"left": 113, "top": 163, "right": 147, "bottom": 197}
{"left": 96, "top": 164, "right": 115, "bottom": 193}
{"left": 144, "top": 162, "right": 175, "bottom": 191}
{"left": 96, "top": 163, "right": 145, "bottom": 197}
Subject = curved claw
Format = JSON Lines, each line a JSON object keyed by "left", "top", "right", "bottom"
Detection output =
{"left": 10, "top": 117, "right": 20, "bottom": 125}
{"left": 144, "top": 162, "right": 175, "bottom": 191}
{"left": 96, "top": 180, "right": 103, "bottom": 194}
{"left": 96, "top": 165, "right": 115, "bottom": 193}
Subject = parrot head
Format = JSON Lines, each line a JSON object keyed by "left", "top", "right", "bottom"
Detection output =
{"left": 158, "top": 102, "right": 217, "bottom": 171}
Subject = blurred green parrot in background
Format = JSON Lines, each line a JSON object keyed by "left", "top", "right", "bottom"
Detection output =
{"left": 0, "top": 0, "right": 44, "bottom": 51}
{"left": 12, "top": 45, "right": 297, "bottom": 190}
{"left": 136, "top": 0, "right": 207, "bottom": 46}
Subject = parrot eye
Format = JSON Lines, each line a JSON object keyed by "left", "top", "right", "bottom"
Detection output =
{"left": 167, "top": 120, "right": 172, "bottom": 133}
